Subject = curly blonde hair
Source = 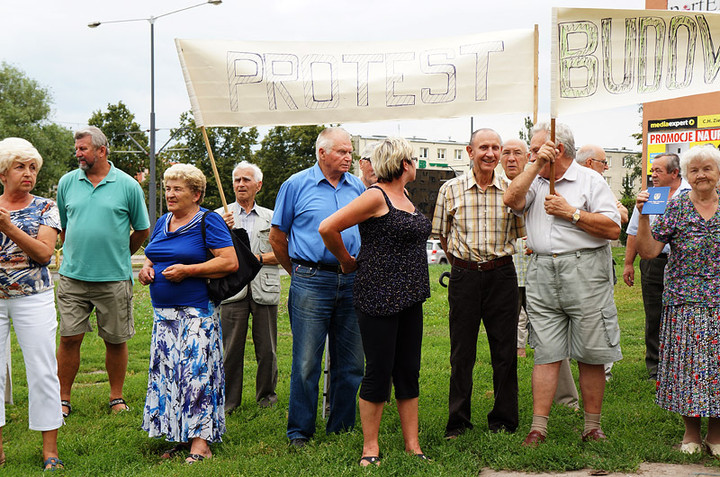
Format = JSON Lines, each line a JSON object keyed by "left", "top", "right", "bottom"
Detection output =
{"left": 164, "top": 163, "right": 207, "bottom": 203}
{"left": 0, "top": 138, "right": 44, "bottom": 175}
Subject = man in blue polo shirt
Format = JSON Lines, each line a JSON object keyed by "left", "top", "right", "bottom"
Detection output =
{"left": 56, "top": 126, "right": 150, "bottom": 417}
{"left": 269, "top": 127, "right": 365, "bottom": 448}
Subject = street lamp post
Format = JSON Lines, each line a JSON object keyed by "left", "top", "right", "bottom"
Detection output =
{"left": 88, "top": 0, "right": 222, "bottom": 226}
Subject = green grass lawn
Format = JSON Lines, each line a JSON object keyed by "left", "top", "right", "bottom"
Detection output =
{"left": 2, "top": 247, "right": 719, "bottom": 475}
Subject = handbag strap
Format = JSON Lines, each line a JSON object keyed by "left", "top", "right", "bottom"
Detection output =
{"left": 201, "top": 210, "right": 210, "bottom": 251}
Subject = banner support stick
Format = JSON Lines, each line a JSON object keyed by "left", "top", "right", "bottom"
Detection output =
{"left": 533, "top": 24, "right": 538, "bottom": 125}
{"left": 200, "top": 126, "right": 230, "bottom": 213}
{"left": 549, "top": 118, "right": 556, "bottom": 195}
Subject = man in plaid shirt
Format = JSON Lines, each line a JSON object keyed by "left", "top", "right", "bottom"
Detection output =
{"left": 432, "top": 128, "right": 525, "bottom": 439}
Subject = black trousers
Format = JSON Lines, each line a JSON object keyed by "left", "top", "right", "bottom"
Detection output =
{"left": 640, "top": 255, "right": 667, "bottom": 376}
{"left": 356, "top": 301, "right": 423, "bottom": 402}
{"left": 446, "top": 262, "right": 519, "bottom": 433}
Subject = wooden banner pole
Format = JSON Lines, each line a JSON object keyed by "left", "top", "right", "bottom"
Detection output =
{"left": 533, "top": 24, "right": 539, "bottom": 125}
{"left": 200, "top": 126, "right": 230, "bottom": 213}
{"left": 549, "top": 118, "right": 556, "bottom": 195}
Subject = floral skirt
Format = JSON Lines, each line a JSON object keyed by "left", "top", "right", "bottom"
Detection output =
{"left": 142, "top": 303, "right": 225, "bottom": 442}
{"left": 656, "top": 304, "right": 720, "bottom": 417}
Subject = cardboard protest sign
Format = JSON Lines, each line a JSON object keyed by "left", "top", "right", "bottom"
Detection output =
{"left": 552, "top": 7, "right": 720, "bottom": 116}
{"left": 176, "top": 30, "right": 535, "bottom": 127}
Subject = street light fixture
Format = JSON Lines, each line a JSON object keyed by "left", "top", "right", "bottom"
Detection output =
{"left": 88, "top": 0, "right": 222, "bottom": 226}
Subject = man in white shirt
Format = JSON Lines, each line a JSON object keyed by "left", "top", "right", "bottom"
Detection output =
{"left": 505, "top": 122, "right": 622, "bottom": 446}
{"left": 622, "top": 153, "right": 690, "bottom": 380}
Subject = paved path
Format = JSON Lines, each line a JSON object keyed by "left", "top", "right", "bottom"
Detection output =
{"left": 479, "top": 463, "right": 720, "bottom": 476}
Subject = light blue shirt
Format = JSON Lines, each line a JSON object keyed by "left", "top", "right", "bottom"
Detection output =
{"left": 272, "top": 163, "right": 364, "bottom": 264}
{"left": 626, "top": 178, "right": 691, "bottom": 255}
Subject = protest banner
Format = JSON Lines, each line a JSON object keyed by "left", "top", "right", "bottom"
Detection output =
{"left": 176, "top": 30, "right": 535, "bottom": 127}
{"left": 551, "top": 7, "right": 720, "bottom": 116}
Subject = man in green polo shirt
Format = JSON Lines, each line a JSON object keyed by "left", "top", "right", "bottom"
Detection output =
{"left": 56, "top": 126, "right": 150, "bottom": 417}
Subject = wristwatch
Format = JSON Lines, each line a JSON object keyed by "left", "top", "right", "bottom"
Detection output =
{"left": 571, "top": 208, "right": 581, "bottom": 225}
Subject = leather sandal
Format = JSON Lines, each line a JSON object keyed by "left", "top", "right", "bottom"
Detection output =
{"left": 43, "top": 456, "right": 64, "bottom": 471}
{"left": 61, "top": 400, "right": 71, "bottom": 418}
{"left": 161, "top": 443, "right": 189, "bottom": 459}
{"left": 109, "top": 398, "right": 130, "bottom": 413}
{"left": 358, "top": 455, "right": 381, "bottom": 466}
{"left": 185, "top": 453, "right": 209, "bottom": 464}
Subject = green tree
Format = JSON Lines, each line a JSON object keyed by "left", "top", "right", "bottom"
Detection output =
{"left": 518, "top": 116, "right": 534, "bottom": 145}
{"left": 167, "top": 111, "right": 258, "bottom": 213}
{"left": 0, "top": 62, "right": 73, "bottom": 198}
{"left": 254, "top": 125, "right": 325, "bottom": 209}
{"left": 618, "top": 105, "right": 644, "bottom": 245}
{"left": 88, "top": 101, "right": 148, "bottom": 178}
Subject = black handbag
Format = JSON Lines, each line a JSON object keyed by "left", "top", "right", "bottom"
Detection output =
{"left": 201, "top": 211, "right": 262, "bottom": 304}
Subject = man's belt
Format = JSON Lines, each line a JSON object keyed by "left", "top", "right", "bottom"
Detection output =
{"left": 291, "top": 258, "right": 343, "bottom": 274}
{"left": 449, "top": 254, "right": 512, "bottom": 272}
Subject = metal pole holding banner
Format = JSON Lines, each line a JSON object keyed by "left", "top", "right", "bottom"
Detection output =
{"left": 200, "top": 126, "right": 230, "bottom": 214}
{"left": 322, "top": 336, "right": 330, "bottom": 420}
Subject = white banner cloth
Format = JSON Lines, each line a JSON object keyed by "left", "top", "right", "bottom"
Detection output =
{"left": 552, "top": 7, "right": 720, "bottom": 116}
{"left": 176, "top": 30, "right": 535, "bottom": 127}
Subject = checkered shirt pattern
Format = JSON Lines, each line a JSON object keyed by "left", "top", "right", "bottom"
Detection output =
{"left": 431, "top": 171, "right": 525, "bottom": 262}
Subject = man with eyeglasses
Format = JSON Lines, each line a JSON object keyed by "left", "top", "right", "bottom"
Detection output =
{"left": 623, "top": 153, "right": 690, "bottom": 380}
{"left": 576, "top": 145, "right": 628, "bottom": 224}
{"left": 357, "top": 143, "right": 378, "bottom": 188}
{"left": 432, "top": 129, "right": 525, "bottom": 439}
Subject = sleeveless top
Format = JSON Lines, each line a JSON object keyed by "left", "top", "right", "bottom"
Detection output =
{"left": 353, "top": 186, "right": 431, "bottom": 316}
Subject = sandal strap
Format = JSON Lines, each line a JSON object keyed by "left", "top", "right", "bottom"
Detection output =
{"left": 186, "top": 454, "right": 206, "bottom": 464}
{"left": 109, "top": 398, "right": 129, "bottom": 411}
{"left": 43, "top": 456, "right": 64, "bottom": 470}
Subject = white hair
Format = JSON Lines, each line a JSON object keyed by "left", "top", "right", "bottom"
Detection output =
{"left": 232, "top": 161, "right": 263, "bottom": 181}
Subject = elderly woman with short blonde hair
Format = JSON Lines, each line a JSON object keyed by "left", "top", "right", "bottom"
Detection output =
{"left": 139, "top": 163, "right": 237, "bottom": 464}
{"left": 320, "top": 137, "right": 430, "bottom": 466}
{"left": 0, "top": 138, "right": 63, "bottom": 471}
{"left": 636, "top": 144, "right": 720, "bottom": 455}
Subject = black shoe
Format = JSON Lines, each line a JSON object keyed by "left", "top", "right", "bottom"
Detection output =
{"left": 289, "top": 438, "right": 308, "bottom": 449}
{"left": 444, "top": 427, "right": 466, "bottom": 440}
{"left": 490, "top": 425, "right": 516, "bottom": 434}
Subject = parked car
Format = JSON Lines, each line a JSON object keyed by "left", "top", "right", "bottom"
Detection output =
{"left": 427, "top": 239, "right": 448, "bottom": 265}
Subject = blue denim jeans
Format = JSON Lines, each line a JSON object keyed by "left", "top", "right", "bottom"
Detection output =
{"left": 286, "top": 265, "right": 364, "bottom": 440}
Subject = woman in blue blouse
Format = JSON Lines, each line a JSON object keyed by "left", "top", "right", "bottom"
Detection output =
{"left": 0, "top": 138, "right": 63, "bottom": 471}
{"left": 139, "top": 164, "right": 237, "bottom": 464}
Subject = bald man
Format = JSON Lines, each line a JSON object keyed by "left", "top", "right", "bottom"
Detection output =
{"left": 576, "top": 145, "right": 628, "bottom": 224}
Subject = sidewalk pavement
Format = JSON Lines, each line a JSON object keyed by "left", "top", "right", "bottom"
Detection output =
{"left": 480, "top": 462, "right": 720, "bottom": 476}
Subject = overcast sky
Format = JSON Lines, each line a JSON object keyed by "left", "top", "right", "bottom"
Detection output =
{"left": 1, "top": 0, "right": 647, "bottom": 151}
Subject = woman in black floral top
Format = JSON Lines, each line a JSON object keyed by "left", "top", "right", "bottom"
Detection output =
{"left": 320, "top": 137, "right": 430, "bottom": 467}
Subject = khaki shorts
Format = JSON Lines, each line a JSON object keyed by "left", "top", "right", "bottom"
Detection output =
{"left": 57, "top": 276, "right": 135, "bottom": 344}
{"left": 526, "top": 245, "right": 622, "bottom": 365}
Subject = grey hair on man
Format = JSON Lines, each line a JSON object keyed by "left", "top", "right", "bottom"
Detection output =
{"left": 233, "top": 161, "right": 263, "bottom": 182}
{"left": 656, "top": 153, "right": 681, "bottom": 175}
{"left": 315, "top": 127, "right": 351, "bottom": 160}
{"left": 74, "top": 126, "right": 110, "bottom": 155}
{"left": 532, "top": 122, "right": 575, "bottom": 160}
{"left": 360, "top": 143, "right": 378, "bottom": 160}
